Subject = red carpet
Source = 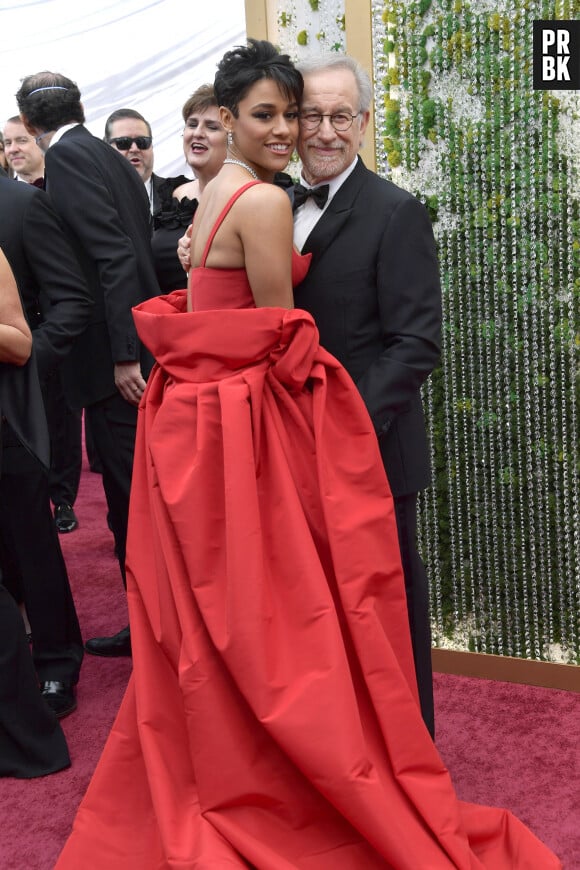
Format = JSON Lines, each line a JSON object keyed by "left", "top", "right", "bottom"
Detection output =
{"left": 1, "top": 453, "right": 578, "bottom": 869}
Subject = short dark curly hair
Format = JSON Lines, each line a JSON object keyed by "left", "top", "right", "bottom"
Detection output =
{"left": 214, "top": 39, "right": 303, "bottom": 117}
{"left": 16, "top": 71, "right": 85, "bottom": 131}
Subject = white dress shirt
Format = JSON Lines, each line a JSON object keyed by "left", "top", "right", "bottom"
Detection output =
{"left": 144, "top": 175, "right": 153, "bottom": 213}
{"left": 293, "top": 157, "right": 358, "bottom": 252}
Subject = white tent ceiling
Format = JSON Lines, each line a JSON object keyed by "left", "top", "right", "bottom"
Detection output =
{"left": 0, "top": 0, "right": 246, "bottom": 177}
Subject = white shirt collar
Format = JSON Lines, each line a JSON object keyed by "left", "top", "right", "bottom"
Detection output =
{"left": 299, "top": 155, "right": 358, "bottom": 203}
{"left": 46, "top": 123, "right": 81, "bottom": 149}
{"left": 293, "top": 156, "right": 358, "bottom": 252}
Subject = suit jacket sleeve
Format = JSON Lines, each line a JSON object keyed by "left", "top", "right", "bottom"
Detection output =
{"left": 45, "top": 144, "right": 144, "bottom": 364}
{"left": 355, "top": 194, "right": 442, "bottom": 435}
{"left": 22, "top": 190, "right": 93, "bottom": 378}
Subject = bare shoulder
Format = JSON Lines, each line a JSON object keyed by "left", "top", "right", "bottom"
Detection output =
{"left": 240, "top": 182, "right": 289, "bottom": 202}
{"left": 174, "top": 178, "right": 200, "bottom": 201}
{"left": 237, "top": 181, "right": 292, "bottom": 215}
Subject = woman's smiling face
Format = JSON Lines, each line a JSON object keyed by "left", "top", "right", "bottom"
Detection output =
{"left": 223, "top": 78, "right": 299, "bottom": 180}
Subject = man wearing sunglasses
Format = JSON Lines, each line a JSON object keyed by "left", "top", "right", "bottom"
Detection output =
{"left": 104, "top": 109, "right": 163, "bottom": 214}
{"left": 16, "top": 71, "right": 161, "bottom": 660}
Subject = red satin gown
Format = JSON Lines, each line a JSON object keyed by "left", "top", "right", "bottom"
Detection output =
{"left": 56, "top": 183, "right": 560, "bottom": 869}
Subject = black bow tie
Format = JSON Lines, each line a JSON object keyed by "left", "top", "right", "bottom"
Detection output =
{"left": 293, "top": 182, "right": 330, "bottom": 212}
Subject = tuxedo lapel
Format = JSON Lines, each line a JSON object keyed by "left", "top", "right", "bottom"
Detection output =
{"left": 301, "top": 158, "right": 367, "bottom": 268}
{"left": 302, "top": 205, "right": 352, "bottom": 261}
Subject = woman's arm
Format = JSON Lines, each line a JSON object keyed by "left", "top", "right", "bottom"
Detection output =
{"left": 239, "top": 185, "right": 295, "bottom": 309}
{"left": 0, "top": 248, "right": 32, "bottom": 365}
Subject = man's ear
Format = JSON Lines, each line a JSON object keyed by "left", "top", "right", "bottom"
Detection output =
{"left": 358, "top": 110, "right": 371, "bottom": 140}
{"left": 20, "top": 113, "right": 36, "bottom": 136}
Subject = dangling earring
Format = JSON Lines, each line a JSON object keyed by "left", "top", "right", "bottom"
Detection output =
{"left": 227, "top": 131, "right": 233, "bottom": 148}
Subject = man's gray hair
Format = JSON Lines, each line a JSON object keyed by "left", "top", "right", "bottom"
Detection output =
{"left": 297, "top": 55, "right": 373, "bottom": 113}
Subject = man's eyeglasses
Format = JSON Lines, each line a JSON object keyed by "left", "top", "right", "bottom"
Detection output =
{"left": 109, "top": 136, "right": 152, "bottom": 151}
{"left": 299, "top": 112, "right": 361, "bottom": 132}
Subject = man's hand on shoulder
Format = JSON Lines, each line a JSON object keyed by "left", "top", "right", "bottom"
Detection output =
{"left": 177, "top": 224, "right": 193, "bottom": 273}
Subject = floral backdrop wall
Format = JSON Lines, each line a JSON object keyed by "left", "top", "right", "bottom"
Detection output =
{"left": 276, "top": 0, "right": 580, "bottom": 664}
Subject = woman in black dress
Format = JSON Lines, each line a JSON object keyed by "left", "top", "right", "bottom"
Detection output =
{"left": 0, "top": 248, "right": 70, "bottom": 778}
{"left": 151, "top": 84, "right": 227, "bottom": 293}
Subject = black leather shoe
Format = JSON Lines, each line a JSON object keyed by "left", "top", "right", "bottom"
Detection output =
{"left": 84, "top": 625, "right": 131, "bottom": 657}
{"left": 40, "top": 680, "right": 77, "bottom": 719}
{"left": 54, "top": 503, "right": 79, "bottom": 533}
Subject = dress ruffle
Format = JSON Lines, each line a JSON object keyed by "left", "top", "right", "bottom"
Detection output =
{"left": 56, "top": 296, "right": 561, "bottom": 869}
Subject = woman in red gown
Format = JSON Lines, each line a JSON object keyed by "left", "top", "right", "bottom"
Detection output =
{"left": 56, "top": 41, "right": 560, "bottom": 869}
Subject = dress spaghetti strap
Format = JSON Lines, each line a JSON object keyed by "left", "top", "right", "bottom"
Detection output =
{"left": 200, "top": 181, "right": 262, "bottom": 267}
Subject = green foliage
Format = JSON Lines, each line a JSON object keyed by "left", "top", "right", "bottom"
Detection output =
{"left": 382, "top": 0, "right": 579, "bottom": 662}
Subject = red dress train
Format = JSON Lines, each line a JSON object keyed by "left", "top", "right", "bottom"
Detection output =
{"left": 56, "top": 186, "right": 560, "bottom": 869}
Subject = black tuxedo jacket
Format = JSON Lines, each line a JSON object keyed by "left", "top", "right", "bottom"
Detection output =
{"left": 293, "top": 158, "right": 441, "bottom": 497}
{"left": 0, "top": 176, "right": 92, "bottom": 380}
{"left": 43, "top": 125, "right": 160, "bottom": 409}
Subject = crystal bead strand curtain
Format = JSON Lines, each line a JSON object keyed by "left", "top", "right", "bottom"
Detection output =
{"left": 277, "top": 0, "right": 580, "bottom": 664}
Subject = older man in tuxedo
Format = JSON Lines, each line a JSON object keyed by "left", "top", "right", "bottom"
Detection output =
{"left": 290, "top": 56, "right": 441, "bottom": 738}
{"left": 17, "top": 71, "right": 161, "bottom": 658}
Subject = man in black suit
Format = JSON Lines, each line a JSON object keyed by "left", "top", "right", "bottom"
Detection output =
{"left": 17, "top": 71, "right": 161, "bottom": 657}
{"left": 292, "top": 57, "right": 441, "bottom": 738}
{"left": 0, "top": 176, "right": 92, "bottom": 716}
{"left": 103, "top": 108, "right": 167, "bottom": 214}
{"left": 3, "top": 115, "right": 83, "bottom": 534}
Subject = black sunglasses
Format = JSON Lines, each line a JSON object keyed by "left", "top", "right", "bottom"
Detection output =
{"left": 109, "top": 136, "right": 152, "bottom": 150}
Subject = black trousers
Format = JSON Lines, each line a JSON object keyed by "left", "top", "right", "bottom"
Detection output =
{"left": 42, "top": 369, "right": 83, "bottom": 508}
{"left": 0, "top": 424, "right": 83, "bottom": 684}
{"left": 393, "top": 492, "right": 435, "bottom": 739}
{"left": 0, "top": 583, "right": 70, "bottom": 778}
{"left": 84, "top": 392, "right": 137, "bottom": 587}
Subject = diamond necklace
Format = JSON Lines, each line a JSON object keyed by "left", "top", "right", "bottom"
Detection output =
{"left": 223, "top": 158, "right": 258, "bottom": 180}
